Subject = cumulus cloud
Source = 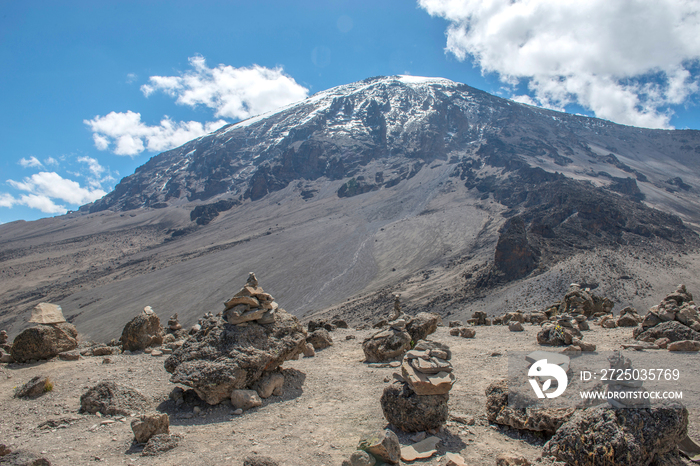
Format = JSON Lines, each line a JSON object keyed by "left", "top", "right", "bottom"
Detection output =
{"left": 84, "top": 111, "right": 227, "bottom": 156}
{"left": 419, "top": 0, "right": 700, "bottom": 128}
{"left": 7, "top": 172, "right": 107, "bottom": 206}
{"left": 19, "top": 156, "right": 43, "bottom": 168}
{"left": 141, "top": 55, "right": 309, "bottom": 120}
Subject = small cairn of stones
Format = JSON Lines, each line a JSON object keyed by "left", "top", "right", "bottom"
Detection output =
{"left": 0, "top": 330, "right": 12, "bottom": 363}
{"left": 602, "top": 351, "right": 648, "bottom": 408}
{"left": 10, "top": 303, "right": 79, "bottom": 363}
{"left": 222, "top": 272, "right": 277, "bottom": 325}
{"left": 380, "top": 340, "right": 454, "bottom": 432}
{"left": 341, "top": 430, "right": 402, "bottom": 465}
{"left": 633, "top": 285, "right": 700, "bottom": 352}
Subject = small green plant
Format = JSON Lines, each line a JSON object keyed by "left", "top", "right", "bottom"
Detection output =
{"left": 43, "top": 378, "right": 53, "bottom": 393}
{"left": 410, "top": 340, "right": 416, "bottom": 349}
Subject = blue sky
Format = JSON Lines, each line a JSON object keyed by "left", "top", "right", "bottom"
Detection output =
{"left": 2, "top": 0, "right": 700, "bottom": 223}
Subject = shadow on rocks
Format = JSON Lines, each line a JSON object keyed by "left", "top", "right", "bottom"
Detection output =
{"left": 124, "top": 440, "right": 145, "bottom": 456}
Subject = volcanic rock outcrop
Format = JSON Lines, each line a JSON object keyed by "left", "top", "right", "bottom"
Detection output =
{"left": 163, "top": 273, "right": 306, "bottom": 405}
{"left": 542, "top": 403, "right": 688, "bottom": 466}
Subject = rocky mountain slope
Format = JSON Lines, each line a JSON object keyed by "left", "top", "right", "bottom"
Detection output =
{"left": 1, "top": 75, "right": 699, "bottom": 341}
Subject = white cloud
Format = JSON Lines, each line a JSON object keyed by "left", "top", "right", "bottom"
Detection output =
{"left": 44, "top": 157, "right": 58, "bottom": 166}
{"left": 85, "top": 110, "right": 227, "bottom": 156}
{"left": 0, "top": 193, "right": 15, "bottom": 208}
{"left": 77, "top": 156, "right": 105, "bottom": 177}
{"left": 141, "top": 55, "right": 309, "bottom": 120}
{"left": 7, "top": 172, "right": 106, "bottom": 206}
{"left": 126, "top": 73, "right": 138, "bottom": 84}
{"left": 19, "top": 156, "right": 43, "bottom": 168}
{"left": 419, "top": 0, "right": 700, "bottom": 128}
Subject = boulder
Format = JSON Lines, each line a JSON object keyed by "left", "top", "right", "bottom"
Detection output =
{"left": 486, "top": 379, "right": 574, "bottom": 435}
{"left": 509, "top": 322, "right": 524, "bottom": 332}
{"left": 164, "top": 308, "right": 306, "bottom": 405}
{"left": 303, "top": 343, "right": 315, "bottom": 358}
{"left": 131, "top": 413, "right": 169, "bottom": 444}
{"left": 616, "top": 307, "right": 642, "bottom": 327}
{"left": 348, "top": 450, "right": 376, "bottom": 466}
{"left": 536, "top": 325, "right": 573, "bottom": 347}
{"left": 668, "top": 340, "right": 700, "bottom": 352}
{"left": 14, "top": 376, "right": 51, "bottom": 398}
{"left": 542, "top": 404, "right": 688, "bottom": 466}
{"left": 634, "top": 320, "right": 700, "bottom": 343}
{"left": 362, "top": 328, "right": 412, "bottom": 363}
{"left": 121, "top": 309, "right": 163, "bottom": 352}
{"left": 230, "top": 389, "right": 263, "bottom": 411}
{"left": 448, "top": 320, "right": 463, "bottom": 328}
{"left": 472, "top": 311, "right": 488, "bottom": 326}
{"left": 359, "top": 429, "right": 401, "bottom": 464}
{"left": 405, "top": 312, "right": 440, "bottom": 342}
{"left": 306, "top": 329, "right": 333, "bottom": 350}
{"left": 253, "top": 372, "right": 284, "bottom": 398}
{"left": 11, "top": 323, "right": 78, "bottom": 363}
{"left": 80, "top": 381, "right": 151, "bottom": 416}
{"left": 380, "top": 380, "right": 449, "bottom": 432}
{"left": 497, "top": 455, "right": 532, "bottom": 466}
{"left": 0, "top": 350, "right": 14, "bottom": 363}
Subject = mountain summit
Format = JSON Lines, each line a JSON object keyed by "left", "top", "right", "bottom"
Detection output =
{"left": 1, "top": 76, "right": 699, "bottom": 340}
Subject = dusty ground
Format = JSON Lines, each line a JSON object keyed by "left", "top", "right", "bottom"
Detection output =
{"left": 2, "top": 322, "right": 698, "bottom": 466}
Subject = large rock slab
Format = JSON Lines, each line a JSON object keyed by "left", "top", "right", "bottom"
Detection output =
{"left": 29, "top": 303, "right": 66, "bottom": 324}
{"left": 121, "top": 310, "right": 164, "bottom": 351}
{"left": 543, "top": 404, "right": 688, "bottom": 466}
{"left": 164, "top": 309, "right": 306, "bottom": 405}
{"left": 11, "top": 323, "right": 78, "bottom": 363}
{"left": 80, "top": 381, "right": 151, "bottom": 416}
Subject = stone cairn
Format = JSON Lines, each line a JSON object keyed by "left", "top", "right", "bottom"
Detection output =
{"left": 380, "top": 340, "right": 455, "bottom": 432}
{"left": 633, "top": 285, "right": 700, "bottom": 351}
{"left": 222, "top": 272, "right": 277, "bottom": 325}
{"left": 602, "top": 351, "right": 648, "bottom": 408}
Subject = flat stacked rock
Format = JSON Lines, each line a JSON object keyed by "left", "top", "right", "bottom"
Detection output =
{"left": 634, "top": 285, "right": 700, "bottom": 346}
{"left": 223, "top": 273, "right": 277, "bottom": 325}
{"left": 380, "top": 340, "right": 454, "bottom": 432}
{"left": 537, "top": 315, "right": 583, "bottom": 347}
{"left": 601, "top": 351, "right": 648, "bottom": 408}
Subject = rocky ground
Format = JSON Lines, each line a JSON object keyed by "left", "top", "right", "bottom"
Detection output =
{"left": 2, "top": 323, "right": 697, "bottom": 466}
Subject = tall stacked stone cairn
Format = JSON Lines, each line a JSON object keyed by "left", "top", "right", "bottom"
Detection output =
{"left": 380, "top": 340, "right": 454, "bottom": 432}
{"left": 633, "top": 285, "right": 700, "bottom": 351}
{"left": 11, "top": 303, "right": 79, "bottom": 363}
{"left": 362, "top": 307, "right": 440, "bottom": 363}
{"left": 164, "top": 273, "right": 307, "bottom": 405}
